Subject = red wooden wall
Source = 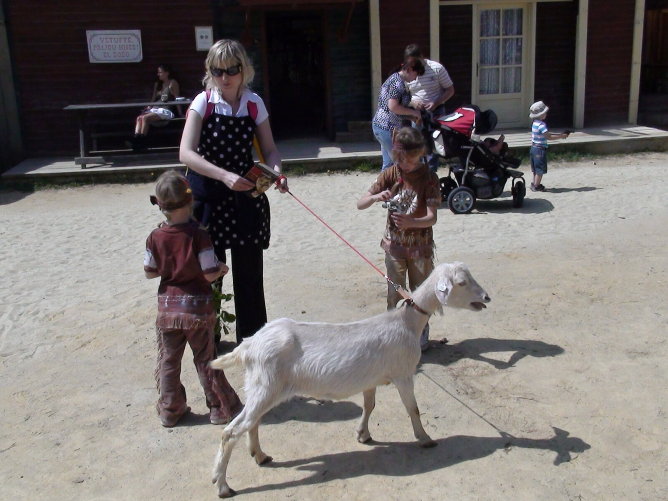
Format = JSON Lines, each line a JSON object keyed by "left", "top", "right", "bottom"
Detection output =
{"left": 4, "top": 0, "right": 640, "bottom": 157}
{"left": 6, "top": 0, "right": 212, "bottom": 155}
{"left": 584, "top": 0, "right": 636, "bottom": 125}
{"left": 378, "top": 0, "right": 430, "bottom": 79}
{"left": 534, "top": 1, "right": 577, "bottom": 127}
{"left": 439, "top": 4, "right": 473, "bottom": 110}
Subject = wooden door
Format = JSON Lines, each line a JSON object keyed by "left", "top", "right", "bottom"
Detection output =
{"left": 473, "top": 4, "right": 532, "bottom": 128}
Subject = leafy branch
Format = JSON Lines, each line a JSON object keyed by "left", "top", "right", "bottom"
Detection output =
{"left": 212, "top": 280, "right": 235, "bottom": 338}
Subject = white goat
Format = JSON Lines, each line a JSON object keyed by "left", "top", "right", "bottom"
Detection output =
{"left": 209, "top": 262, "right": 490, "bottom": 497}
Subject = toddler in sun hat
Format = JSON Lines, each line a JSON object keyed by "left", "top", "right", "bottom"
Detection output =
{"left": 529, "top": 101, "right": 570, "bottom": 192}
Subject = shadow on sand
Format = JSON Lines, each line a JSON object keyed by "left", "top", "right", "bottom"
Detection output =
{"left": 262, "top": 397, "right": 362, "bottom": 425}
{"left": 545, "top": 186, "right": 598, "bottom": 194}
{"left": 420, "top": 337, "right": 565, "bottom": 370}
{"left": 237, "top": 427, "right": 590, "bottom": 495}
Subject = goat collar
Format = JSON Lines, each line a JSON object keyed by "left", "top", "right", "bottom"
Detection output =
{"left": 405, "top": 298, "right": 430, "bottom": 316}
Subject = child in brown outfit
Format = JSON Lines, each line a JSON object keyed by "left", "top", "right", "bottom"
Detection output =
{"left": 144, "top": 170, "right": 242, "bottom": 427}
{"left": 357, "top": 127, "right": 441, "bottom": 350}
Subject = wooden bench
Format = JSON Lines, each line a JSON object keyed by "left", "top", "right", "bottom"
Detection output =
{"left": 90, "top": 117, "right": 185, "bottom": 152}
{"left": 64, "top": 99, "right": 191, "bottom": 169}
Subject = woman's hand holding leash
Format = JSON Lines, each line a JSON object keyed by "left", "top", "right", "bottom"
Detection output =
{"left": 275, "top": 174, "right": 289, "bottom": 193}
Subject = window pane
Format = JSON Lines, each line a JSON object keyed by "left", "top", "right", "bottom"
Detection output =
{"left": 502, "top": 38, "right": 522, "bottom": 65}
{"left": 480, "top": 68, "right": 499, "bottom": 94}
{"left": 503, "top": 9, "right": 522, "bottom": 36}
{"left": 481, "top": 10, "right": 500, "bottom": 37}
{"left": 480, "top": 39, "right": 499, "bottom": 66}
{"left": 502, "top": 67, "right": 522, "bottom": 93}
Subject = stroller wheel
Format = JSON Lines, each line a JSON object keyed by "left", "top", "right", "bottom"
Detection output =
{"left": 512, "top": 180, "right": 526, "bottom": 208}
{"left": 447, "top": 186, "right": 476, "bottom": 214}
{"left": 439, "top": 177, "right": 457, "bottom": 202}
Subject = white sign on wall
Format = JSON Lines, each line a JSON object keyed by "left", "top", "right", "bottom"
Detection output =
{"left": 86, "top": 30, "right": 143, "bottom": 63}
{"left": 195, "top": 26, "right": 213, "bottom": 51}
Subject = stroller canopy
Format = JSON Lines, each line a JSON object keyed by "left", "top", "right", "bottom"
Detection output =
{"left": 435, "top": 106, "right": 497, "bottom": 137}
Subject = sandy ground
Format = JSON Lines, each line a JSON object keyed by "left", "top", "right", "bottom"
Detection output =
{"left": 1, "top": 152, "right": 667, "bottom": 500}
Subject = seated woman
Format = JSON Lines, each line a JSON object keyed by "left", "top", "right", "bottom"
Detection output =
{"left": 129, "top": 64, "right": 180, "bottom": 152}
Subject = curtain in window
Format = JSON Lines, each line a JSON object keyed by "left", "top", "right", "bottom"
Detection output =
{"left": 480, "top": 8, "right": 522, "bottom": 95}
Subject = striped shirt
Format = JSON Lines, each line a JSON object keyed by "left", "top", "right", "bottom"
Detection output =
{"left": 406, "top": 59, "right": 453, "bottom": 106}
{"left": 531, "top": 119, "right": 549, "bottom": 148}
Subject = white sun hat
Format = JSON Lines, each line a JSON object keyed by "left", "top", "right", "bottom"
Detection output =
{"left": 529, "top": 101, "right": 549, "bottom": 119}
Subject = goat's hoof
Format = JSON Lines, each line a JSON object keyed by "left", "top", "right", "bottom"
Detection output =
{"left": 218, "top": 486, "right": 236, "bottom": 498}
{"left": 357, "top": 430, "right": 371, "bottom": 444}
{"left": 256, "top": 454, "right": 273, "bottom": 466}
{"left": 419, "top": 439, "right": 438, "bottom": 448}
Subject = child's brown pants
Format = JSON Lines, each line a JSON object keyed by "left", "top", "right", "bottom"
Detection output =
{"left": 155, "top": 324, "right": 241, "bottom": 426}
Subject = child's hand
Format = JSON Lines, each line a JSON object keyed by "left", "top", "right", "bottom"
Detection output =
{"left": 375, "top": 190, "right": 392, "bottom": 203}
{"left": 219, "top": 262, "right": 229, "bottom": 277}
{"left": 390, "top": 213, "right": 414, "bottom": 230}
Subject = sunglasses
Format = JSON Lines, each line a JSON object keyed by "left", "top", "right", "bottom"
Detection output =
{"left": 210, "top": 64, "right": 242, "bottom": 77}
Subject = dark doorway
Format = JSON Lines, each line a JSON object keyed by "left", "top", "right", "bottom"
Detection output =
{"left": 265, "top": 11, "right": 326, "bottom": 139}
{"left": 639, "top": 1, "right": 668, "bottom": 128}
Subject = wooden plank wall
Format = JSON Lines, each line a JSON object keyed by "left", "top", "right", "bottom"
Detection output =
{"left": 6, "top": 0, "right": 213, "bottom": 155}
{"left": 440, "top": 4, "right": 473, "bottom": 111}
{"left": 534, "top": 1, "right": 577, "bottom": 127}
{"left": 327, "top": 6, "right": 372, "bottom": 133}
{"left": 378, "top": 0, "right": 430, "bottom": 79}
{"left": 584, "top": 0, "right": 636, "bottom": 125}
{"left": 216, "top": 3, "right": 371, "bottom": 137}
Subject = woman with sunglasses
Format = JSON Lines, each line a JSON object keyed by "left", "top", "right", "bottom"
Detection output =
{"left": 180, "top": 39, "right": 288, "bottom": 346}
{"left": 129, "top": 64, "right": 181, "bottom": 152}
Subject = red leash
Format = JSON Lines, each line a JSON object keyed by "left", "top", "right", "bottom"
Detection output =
{"left": 275, "top": 176, "right": 413, "bottom": 302}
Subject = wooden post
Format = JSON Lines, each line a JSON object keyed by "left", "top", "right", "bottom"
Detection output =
{"left": 0, "top": 0, "right": 24, "bottom": 171}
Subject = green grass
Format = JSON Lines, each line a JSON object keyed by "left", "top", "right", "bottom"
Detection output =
{"left": 511, "top": 147, "right": 661, "bottom": 165}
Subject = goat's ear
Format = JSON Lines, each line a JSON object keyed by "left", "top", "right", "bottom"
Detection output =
{"left": 436, "top": 277, "right": 452, "bottom": 305}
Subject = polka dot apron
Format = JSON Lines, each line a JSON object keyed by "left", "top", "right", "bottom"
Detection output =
{"left": 197, "top": 113, "right": 271, "bottom": 255}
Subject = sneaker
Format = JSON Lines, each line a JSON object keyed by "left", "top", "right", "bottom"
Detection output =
{"left": 530, "top": 183, "right": 537, "bottom": 192}
{"left": 420, "top": 324, "right": 430, "bottom": 352}
{"left": 537, "top": 184, "right": 546, "bottom": 191}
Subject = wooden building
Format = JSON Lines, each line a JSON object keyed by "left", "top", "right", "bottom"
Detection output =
{"left": 1, "top": 0, "right": 665, "bottom": 169}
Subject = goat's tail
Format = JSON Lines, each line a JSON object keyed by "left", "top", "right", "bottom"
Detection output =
{"left": 209, "top": 346, "right": 243, "bottom": 370}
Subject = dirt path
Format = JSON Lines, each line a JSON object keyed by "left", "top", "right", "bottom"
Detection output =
{"left": 1, "top": 152, "right": 666, "bottom": 500}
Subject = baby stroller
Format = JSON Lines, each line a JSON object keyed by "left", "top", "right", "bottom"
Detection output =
{"left": 421, "top": 105, "right": 526, "bottom": 214}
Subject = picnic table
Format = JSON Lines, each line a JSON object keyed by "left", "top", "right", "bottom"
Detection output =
{"left": 64, "top": 99, "right": 192, "bottom": 169}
